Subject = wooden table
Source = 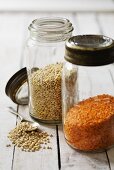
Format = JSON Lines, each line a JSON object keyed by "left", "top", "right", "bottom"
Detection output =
{"left": 1, "top": 9, "right": 114, "bottom": 170}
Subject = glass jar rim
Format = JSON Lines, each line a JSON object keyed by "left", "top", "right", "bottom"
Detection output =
{"left": 28, "top": 17, "right": 73, "bottom": 42}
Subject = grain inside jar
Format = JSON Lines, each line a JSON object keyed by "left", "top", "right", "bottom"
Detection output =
{"left": 64, "top": 94, "right": 114, "bottom": 151}
{"left": 29, "top": 63, "right": 63, "bottom": 122}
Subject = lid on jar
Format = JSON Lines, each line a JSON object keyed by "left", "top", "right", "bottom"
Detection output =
{"left": 65, "top": 35, "right": 114, "bottom": 66}
{"left": 5, "top": 68, "right": 28, "bottom": 105}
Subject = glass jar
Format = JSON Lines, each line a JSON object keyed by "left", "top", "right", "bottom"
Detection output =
{"left": 24, "top": 17, "right": 73, "bottom": 124}
{"left": 62, "top": 35, "right": 114, "bottom": 152}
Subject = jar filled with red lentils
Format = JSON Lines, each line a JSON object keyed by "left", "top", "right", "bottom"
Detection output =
{"left": 62, "top": 35, "right": 114, "bottom": 152}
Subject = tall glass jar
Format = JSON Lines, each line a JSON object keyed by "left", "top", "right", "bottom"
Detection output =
{"left": 25, "top": 17, "right": 73, "bottom": 124}
{"left": 62, "top": 35, "right": 114, "bottom": 152}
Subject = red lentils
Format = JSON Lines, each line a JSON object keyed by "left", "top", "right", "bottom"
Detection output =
{"left": 64, "top": 94, "right": 114, "bottom": 151}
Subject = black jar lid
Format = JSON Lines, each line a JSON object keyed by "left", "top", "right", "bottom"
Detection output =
{"left": 5, "top": 67, "right": 28, "bottom": 105}
{"left": 65, "top": 35, "right": 114, "bottom": 66}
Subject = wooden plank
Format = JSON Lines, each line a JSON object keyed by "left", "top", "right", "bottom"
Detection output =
{"left": 97, "top": 12, "right": 114, "bottom": 170}
{"left": 0, "top": 0, "right": 114, "bottom": 12}
{"left": 59, "top": 13, "right": 110, "bottom": 170}
{"left": 0, "top": 106, "right": 16, "bottom": 170}
{"left": 11, "top": 13, "right": 59, "bottom": 170}
{"left": 0, "top": 14, "right": 25, "bottom": 170}
{"left": 0, "top": 13, "right": 25, "bottom": 104}
{"left": 97, "top": 13, "right": 114, "bottom": 39}
{"left": 75, "top": 13, "right": 100, "bottom": 35}
{"left": 59, "top": 127, "right": 110, "bottom": 170}
{"left": 12, "top": 105, "right": 58, "bottom": 170}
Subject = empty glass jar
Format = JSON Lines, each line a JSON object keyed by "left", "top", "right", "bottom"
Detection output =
{"left": 62, "top": 35, "right": 114, "bottom": 152}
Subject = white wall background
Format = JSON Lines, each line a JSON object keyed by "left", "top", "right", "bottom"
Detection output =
{"left": 0, "top": 0, "right": 114, "bottom": 12}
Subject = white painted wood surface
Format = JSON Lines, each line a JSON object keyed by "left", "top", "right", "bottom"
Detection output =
{"left": 1, "top": 10, "right": 114, "bottom": 170}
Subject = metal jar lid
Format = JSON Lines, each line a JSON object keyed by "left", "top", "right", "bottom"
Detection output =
{"left": 5, "top": 67, "right": 28, "bottom": 105}
{"left": 65, "top": 35, "right": 114, "bottom": 66}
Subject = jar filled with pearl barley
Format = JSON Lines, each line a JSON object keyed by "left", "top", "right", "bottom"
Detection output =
{"left": 24, "top": 17, "right": 73, "bottom": 124}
